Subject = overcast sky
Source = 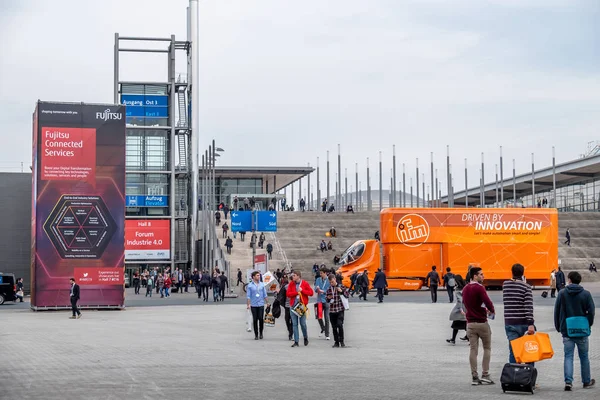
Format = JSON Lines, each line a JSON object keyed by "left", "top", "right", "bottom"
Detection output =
{"left": 1, "top": 0, "right": 599, "bottom": 194}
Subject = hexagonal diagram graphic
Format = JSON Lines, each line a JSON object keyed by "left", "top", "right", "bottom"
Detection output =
{"left": 43, "top": 195, "right": 117, "bottom": 259}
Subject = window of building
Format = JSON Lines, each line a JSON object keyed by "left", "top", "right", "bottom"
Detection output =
{"left": 125, "top": 173, "right": 170, "bottom": 216}
{"left": 214, "top": 178, "right": 263, "bottom": 203}
{"left": 145, "top": 174, "right": 169, "bottom": 196}
{"left": 126, "top": 129, "right": 169, "bottom": 171}
{"left": 126, "top": 173, "right": 144, "bottom": 195}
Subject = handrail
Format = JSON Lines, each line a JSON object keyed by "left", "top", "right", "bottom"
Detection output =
{"left": 270, "top": 231, "right": 291, "bottom": 272}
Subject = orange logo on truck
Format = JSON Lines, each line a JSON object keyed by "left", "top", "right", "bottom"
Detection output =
{"left": 396, "top": 214, "right": 430, "bottom": 247}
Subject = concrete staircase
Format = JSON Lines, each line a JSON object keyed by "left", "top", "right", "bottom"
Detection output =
{"left": 217, "top": 216, "right": 287, "bottom": 292}
{"left": 276, "top": 211, "right": 381, "bottom": 278}
{"left": 558, "top": 212, "right": 600, "bottom": 282}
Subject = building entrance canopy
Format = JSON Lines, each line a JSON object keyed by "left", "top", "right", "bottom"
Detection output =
{"left": 211, "top": 166, "right": 314, "bottom": 194}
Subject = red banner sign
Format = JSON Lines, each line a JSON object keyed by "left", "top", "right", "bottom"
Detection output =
{"left": 40, "top": 127, "right": 96, "bottom": 185}
{"left": 125, "top": 219, "right": 170, "bottom": 260}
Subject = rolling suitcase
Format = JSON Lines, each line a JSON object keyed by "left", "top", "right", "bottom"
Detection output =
{"left": 501, "top": 363, "right": 537, "bottom": 394}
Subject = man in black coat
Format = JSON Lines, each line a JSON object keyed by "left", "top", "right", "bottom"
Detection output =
{"left": 425, "top": 266, "right": 440, "bottom": 303}
{"left": 69, "top": 278, "right": 81, "bottom": 319}
{"left": 359, "top": 270, "right": 369, "bottom": 301}
{"left": 373, "top": 268, "right": 388, "bottom": 303}
{"left": 556, "top": 266, "right": 567, "bottom": 292}
{"left": 219, "top": 272, "right": 229, "bottom": 301}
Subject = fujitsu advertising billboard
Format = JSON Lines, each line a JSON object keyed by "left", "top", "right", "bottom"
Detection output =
{"left": 31, "top": 101, "right": 125, "bottom": 309}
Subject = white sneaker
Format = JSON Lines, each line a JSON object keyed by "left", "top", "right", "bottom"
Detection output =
{"left": 246, "top": 328, "right": 251, "bottom": 332}
{"left": 319, "top": 332, "right": 323, "bottom": 337}
{"left": 326, "top": 336, "right": 330, "bottom": 340}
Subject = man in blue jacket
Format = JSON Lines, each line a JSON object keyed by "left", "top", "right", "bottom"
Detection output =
{"left": 554, "top": 271, "right": 595, "bottom": 391}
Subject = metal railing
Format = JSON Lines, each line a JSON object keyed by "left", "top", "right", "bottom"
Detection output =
{"left": 270, "top": 231, "right": 291, "bottom": 272}
{"left": 557, "top": 201, "right": 600, "bottom": 212}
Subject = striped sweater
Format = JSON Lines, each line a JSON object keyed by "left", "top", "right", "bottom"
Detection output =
{"left": 502, "top": 279, "right": 534, "bottom": 326}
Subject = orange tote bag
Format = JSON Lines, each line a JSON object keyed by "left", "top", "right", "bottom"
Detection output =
{"left": 511, "top": 332, "right": 554, "bottom": 363}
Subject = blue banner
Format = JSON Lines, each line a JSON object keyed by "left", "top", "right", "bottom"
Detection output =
{"left": 231, "top": 211, "right": 253, "bottom": 232}
{"left": 122, "top": 94, "right": 169, "bottom": 107}
{"left": 121, "top": 94, "right": 169, "bottom": 119}
{"left": 256, "top": 211, "right": 277, "bottom": 232}
{"left": 125, "top": 106, "right": 168, "bottom": 118}
{"left": 126, "top": 195, "right": 168, "bottom": 207}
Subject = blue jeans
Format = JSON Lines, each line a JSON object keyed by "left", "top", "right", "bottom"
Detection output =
{"left": 505, "top": 325, "right": 534, "bottom": 364}
{"left": 291, "top": 312, "right": 308, "bottom": 343}
{"left": 563, "top": 336, "right": 591, "bottom": 384}
{"left": 213, "top": 286, "right": 220, "bottom": 301}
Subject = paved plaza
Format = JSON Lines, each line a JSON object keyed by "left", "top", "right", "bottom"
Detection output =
{"left": 0, "top": 290, "right": 598, "bottom": 400}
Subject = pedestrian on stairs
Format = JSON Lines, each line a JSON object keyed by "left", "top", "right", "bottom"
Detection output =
{"left": 266, "top": 243, "right": 273, "bottom": 259}
{"left": 225, "top": 236, "right": 233, "bottom": 254}
{"left": 223, "top": 204, "right": 230, "bottom": 219}
{"left": 259, "top": 232, "right": 265, "bottom": 248}
{"left": 565, "top": 228, "right": 571, "bottom": 246}
{"left": 222, "top": 222, "right": 229, "bottom": 238}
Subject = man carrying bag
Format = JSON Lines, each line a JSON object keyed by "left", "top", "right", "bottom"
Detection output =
{"left": 554, "top": 271, "right": 596, "bottom": 391}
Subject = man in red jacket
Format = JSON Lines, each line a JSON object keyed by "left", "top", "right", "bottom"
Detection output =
{"left": 287, "top": 271, "right": 314, "bottom": 347}
{"left": 462, "top": 266, "right": 496, "bottom": 386}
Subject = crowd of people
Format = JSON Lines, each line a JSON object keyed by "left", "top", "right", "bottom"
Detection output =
{"left": 131, "top": 267, "right": 190, "bottom": 298}
{"left": 442, "top": 263, "right": 595, "bottom": 391}
{"left": 247, "top": 266, "right": 350, "bottom": 348}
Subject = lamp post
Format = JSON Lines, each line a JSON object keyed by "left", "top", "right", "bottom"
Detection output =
{"left": 206, "top": 141, "right": 223, "bottom": 274}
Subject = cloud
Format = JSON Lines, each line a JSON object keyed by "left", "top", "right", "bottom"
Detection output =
{"left": 0, "top": 0, "right": 598, "bottom": 192}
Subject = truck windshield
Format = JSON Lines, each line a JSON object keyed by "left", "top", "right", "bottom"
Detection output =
{"left": 338, "top": 242, "right": 365, "bottom": 265}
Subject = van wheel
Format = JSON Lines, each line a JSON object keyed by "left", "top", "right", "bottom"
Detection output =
{"left": 0, "top": 294, "right": 5, "bottom": 305}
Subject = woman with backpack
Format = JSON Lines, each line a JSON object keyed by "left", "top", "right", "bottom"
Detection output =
{"left": 446, "top": 275, "right": 468, "bottom": 345}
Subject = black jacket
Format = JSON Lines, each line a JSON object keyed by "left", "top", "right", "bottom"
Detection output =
{"left": 359, "top": 273, "right": 369, "bottom": 288}
{"left": 71, "top": 283, "right": 80, "bottom": 301}
{"left": 426, "top": 271, "right": 440, "bottom": 286}
{"left": 219, "top": 275, "right": 228, "bottom": 289}
{"left": 200, "top": 274, "right": 211, "bottom": 286}
{"left": 373, "top": 271, "right": 387, "bottom": 289}
{"left": 554, "top": 284, "right": 595, "bottom": 337}
{"left": 555, "top": 270, "right": 566, "bottom": 289}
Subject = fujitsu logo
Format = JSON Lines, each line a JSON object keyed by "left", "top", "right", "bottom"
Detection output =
{"left": 96, "top": 108, "right": 122, "bottom": 121}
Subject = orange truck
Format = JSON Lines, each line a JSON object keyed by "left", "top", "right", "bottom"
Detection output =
{"left": 338, "top": 208, "right": 558, "bottom": 290}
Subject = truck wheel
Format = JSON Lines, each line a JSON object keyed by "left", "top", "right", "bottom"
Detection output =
{"left": 0, "top": 294, "right": 5, "bottom": 305}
